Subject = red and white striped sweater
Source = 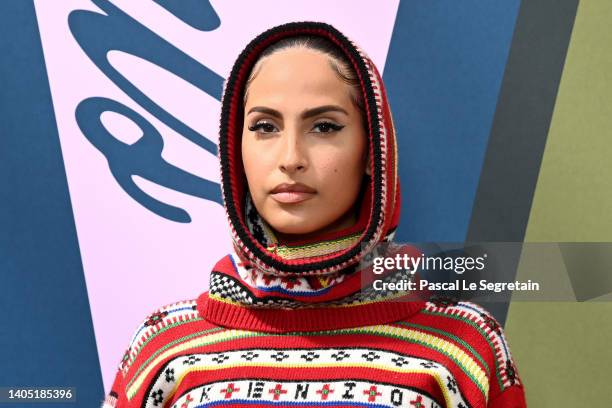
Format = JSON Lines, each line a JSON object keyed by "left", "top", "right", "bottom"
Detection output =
{"left": 102, "top": 21, "right": 526, "bottom": 408}
{"left": 103, "top": 271, "right": 526, "bottom": 407}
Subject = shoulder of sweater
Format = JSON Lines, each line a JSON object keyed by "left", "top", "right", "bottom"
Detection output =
{"left": 418, "top": 299, "right": 505, "bottom": 335}
{"left": 118, "top": 296, "right": 214, "bottom": 379}
{"left": 411, "top": 299, "right": 523, "bottom": 394}
{"left": 409, "top": 299, "right": 511, "bottom": 354}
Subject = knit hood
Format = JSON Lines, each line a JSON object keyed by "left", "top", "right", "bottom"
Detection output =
{"left": 199, "top": 22, "right": 423, "bottom": 332}
{"left": 219, "top": 21, "right": 400, "bottom": 276}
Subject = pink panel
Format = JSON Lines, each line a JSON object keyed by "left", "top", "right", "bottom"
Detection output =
{"left": 33, "top": 0, "right": 399, "bottom": 391}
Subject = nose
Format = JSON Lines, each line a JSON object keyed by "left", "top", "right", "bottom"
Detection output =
{"left": 278, "top": 130, "right": 307, "bottom": 174}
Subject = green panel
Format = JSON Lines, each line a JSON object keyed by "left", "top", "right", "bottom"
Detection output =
{"left": 525, "top": 0, "right": 612, "bottom": 241}
{"left": 505, "top": 303, "right": 612, "bottom": 406}
{"left": 507, "top": 1, "right": 612, "bottom": 406}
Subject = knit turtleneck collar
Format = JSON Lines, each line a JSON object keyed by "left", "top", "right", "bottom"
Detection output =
{"left": 198, "top": 240, "right": 426, "bottom": 332}
{"left": 199, "top": 21, "right": 424, "bottom": 332}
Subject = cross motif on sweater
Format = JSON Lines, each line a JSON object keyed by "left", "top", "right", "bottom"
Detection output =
{"left": 221, "top": 383, "right": 240, "bottom": 399}
{"left": 180, "top": 393, "right": 193, "bottom": 408}
{"left": 316, "top": 384, "right": 334, "bottom": 400}
{"left": 268, "top": 384, "right": 287, "bottom": 400}
{"left": 363, "top": 385, "right": 382, "bottom": 402}
{"left": 410, "top": 395, "right": 425, "bottom": 407}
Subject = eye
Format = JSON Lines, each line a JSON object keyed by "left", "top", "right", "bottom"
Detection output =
{"left": 311, "top": 121, "right": 345, "bottom": 133}
{"left": 248, "top": 121, "right": 278, "bottom": 133}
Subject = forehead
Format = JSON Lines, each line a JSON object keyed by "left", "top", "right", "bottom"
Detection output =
{"left": 245, "top": 48, "right": 354, "bottom": 108}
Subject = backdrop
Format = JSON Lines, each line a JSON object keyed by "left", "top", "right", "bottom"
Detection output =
{"left": 2, "top": 1, "right": 611, "bottom": 406}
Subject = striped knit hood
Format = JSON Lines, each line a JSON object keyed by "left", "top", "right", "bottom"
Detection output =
{"left": 219, "top": 21, "right": 400, "bottom": 277}
{"left": 200, "top": 22, "right": 421, "bottom": 332}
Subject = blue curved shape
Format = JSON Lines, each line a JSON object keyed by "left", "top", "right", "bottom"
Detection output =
{"left": 1, "top": 1, "right": 105, "bottom": 404}
{"left": 154, "top": 0, "right": 220, "bottom": 31}
{"left": 68, "top": 0, "right": 223, "bottom": 156}
{"left": 76, "top": 97, "right": 222, "bottom": 223}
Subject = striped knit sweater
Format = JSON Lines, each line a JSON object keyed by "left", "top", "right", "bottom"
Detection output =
{"left": 102, "top": 283, "right": 525, "bottom": 408}
{"left": 102, "top": 22, "right": 526, "bottom": 407}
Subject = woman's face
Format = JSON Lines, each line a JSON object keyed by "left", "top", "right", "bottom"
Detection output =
{"left": 242, "top": 48, "right": 369, "bottom": 241}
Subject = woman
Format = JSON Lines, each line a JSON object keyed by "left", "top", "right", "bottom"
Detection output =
{"left": 103, "top": 22, "right": 526, "bottom": 408}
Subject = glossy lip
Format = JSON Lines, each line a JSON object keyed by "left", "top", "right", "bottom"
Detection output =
{"left": 270, "top": 182, "right": 316, "bottom": 204}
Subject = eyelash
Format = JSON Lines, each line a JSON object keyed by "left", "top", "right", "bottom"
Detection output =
{"left": 248, "top": 122, "right": 277, "bottom": 133}
{"left": 312, "top": 122, "right": 345, "bottom": 133}
{"left": 247, "top": 121, "right": 345, "bottom": 134}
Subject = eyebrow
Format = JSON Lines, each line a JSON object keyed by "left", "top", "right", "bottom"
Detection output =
{"left": 246, "top": 105, "right": 349, "bottom": 119}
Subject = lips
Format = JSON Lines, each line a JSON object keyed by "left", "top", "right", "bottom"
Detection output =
{"left": 270, "top": 182, "right": 316, "bottom": 204}
{"left": 271, "top": 183, "right": 316, "bottom": 194}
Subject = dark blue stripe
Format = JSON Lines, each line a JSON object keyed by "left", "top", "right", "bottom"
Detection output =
{"left": 0, "top": 1, "right": 103, "bottom": 406}
{"left": 383, "top": 1, "right": 521, "bottom": 242}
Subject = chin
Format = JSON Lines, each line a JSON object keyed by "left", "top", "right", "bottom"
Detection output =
{"left": 270, "top": 222, "right": 317, "bottom": 235}
{"left": 266, "top": 215, "right": 322, "bottom": 236}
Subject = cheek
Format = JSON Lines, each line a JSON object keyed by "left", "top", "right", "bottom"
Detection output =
{"left": 316, "top": 148, "right": 365, "bottom": 192}
{"left": 243, "top": 136, "right": 278, "bottom": 170}
{"left": 242, "top": 140, "right": 268, "bottom": 191}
